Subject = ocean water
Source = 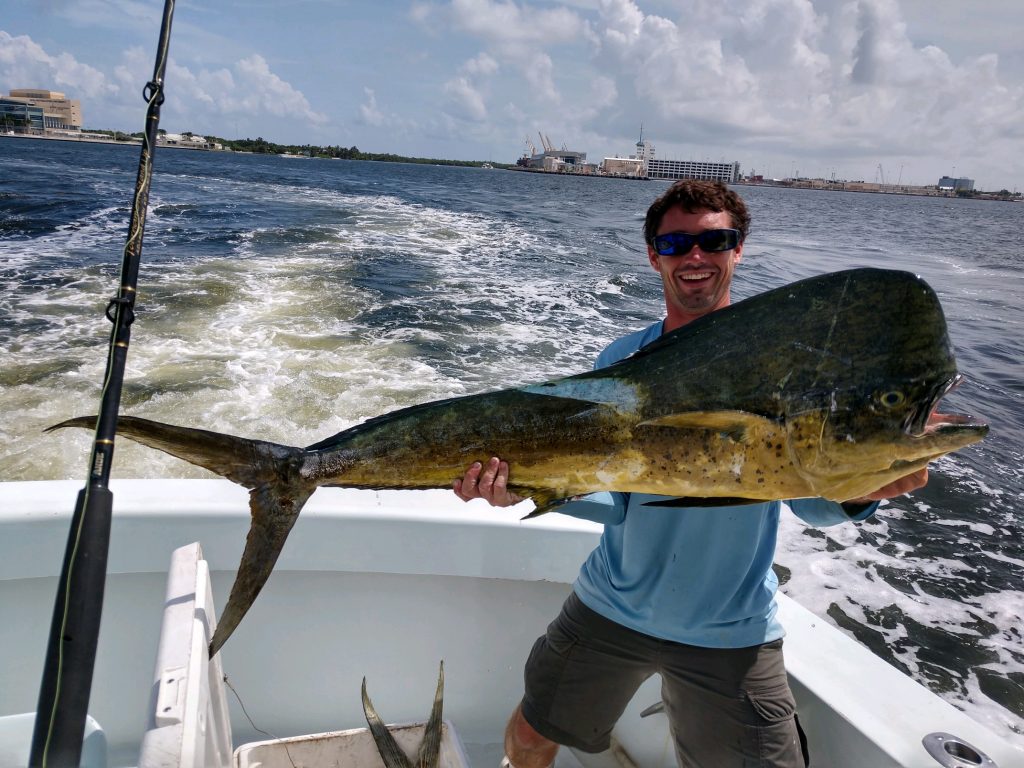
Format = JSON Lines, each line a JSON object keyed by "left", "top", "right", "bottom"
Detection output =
{"left": 1, "top": 138, "right": 1022, "bottom": 746}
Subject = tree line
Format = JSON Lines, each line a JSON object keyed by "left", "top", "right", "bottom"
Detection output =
{"left": 76, "top": 128, "right": 507, "bottom": 168}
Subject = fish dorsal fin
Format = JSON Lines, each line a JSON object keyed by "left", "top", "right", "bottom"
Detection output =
{"left": 636, "top": 410, "right": 775, "bottom": 443}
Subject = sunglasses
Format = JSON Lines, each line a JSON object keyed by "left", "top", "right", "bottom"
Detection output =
{"left": 651, "top": 228, "right": 741, "bottom": 256}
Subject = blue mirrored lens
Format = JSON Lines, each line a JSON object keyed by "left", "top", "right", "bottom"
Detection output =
{"left": 653, "top": 229, "right": 739, "bottom": 255}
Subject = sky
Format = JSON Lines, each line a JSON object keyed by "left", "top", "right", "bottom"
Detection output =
{"left": 3, "top": 0, "right": 1023, "bottom": 191}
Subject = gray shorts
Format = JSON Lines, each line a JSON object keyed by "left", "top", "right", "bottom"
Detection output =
{"left": 521, "top": 593, "right": 807, "bottom": 768}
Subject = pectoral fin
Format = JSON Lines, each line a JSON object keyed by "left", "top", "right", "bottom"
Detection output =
{"left": 511, "top": 487, "right": 574, "bottom": 520}
{"left": 637, "top": 410, "right": 777, "bottom": 443}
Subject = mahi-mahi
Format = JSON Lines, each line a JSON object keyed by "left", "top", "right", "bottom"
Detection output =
{"left": 49, "top": 268, "right": 988, "bottom": 655}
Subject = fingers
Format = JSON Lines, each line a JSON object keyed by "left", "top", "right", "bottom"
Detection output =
{"left": 452, "top": 457, "right": 523, "bottom": 507}
{"left": 476, "top": 456, "right": 504, "bottom": 501}
{"left": 850, "top": 467, "right": 930, "bottom": 502}
{"left": 453, "top": 460, "right": 483, "bottom": 502}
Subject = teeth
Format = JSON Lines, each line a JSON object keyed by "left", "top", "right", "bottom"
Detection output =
{"left": 680, "top": 273, "right": 713, "bottom": 281}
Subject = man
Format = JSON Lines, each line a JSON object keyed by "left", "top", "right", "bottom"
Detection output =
{"left": 454, "top": 180, "right": 927, "bottom": 768}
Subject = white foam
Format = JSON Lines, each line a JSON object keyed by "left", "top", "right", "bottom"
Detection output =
{"left": 777, "top": 507, "right": 1024, "bottom": 746}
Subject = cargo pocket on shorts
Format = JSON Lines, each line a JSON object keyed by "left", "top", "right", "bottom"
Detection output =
{"left": 746, "top": 683, "right": 796, "bottom": 724}
{"left": 746, "top": 684, "right": 805, "bottom": 766}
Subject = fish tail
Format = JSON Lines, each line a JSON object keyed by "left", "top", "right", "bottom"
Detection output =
{"left": 209, "top": 479, "right": 313, "bottom": 655}
{"left": 361, "top": 661, "right": 445, "bottom": 768}
{"left": 416, "top": 660, "right": 445, "bottom": 768}
{"left": 48, "top": 415, "right": 316, "bottom": 655}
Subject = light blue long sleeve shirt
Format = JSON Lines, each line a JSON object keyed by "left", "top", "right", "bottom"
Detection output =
{"left": 560, "top": 320, "right": 878, "bottom": 648}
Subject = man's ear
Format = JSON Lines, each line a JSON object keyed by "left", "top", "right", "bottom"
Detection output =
{"left": 647, "top": 244, "right": 660, "bottom": 271}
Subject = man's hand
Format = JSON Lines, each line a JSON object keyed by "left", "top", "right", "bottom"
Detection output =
{"left": 453, "top": 456, "right": 524, "bottom": 507}
{"left": 848, "top": 412, "right": 944, "bottom": 503}
{"left": 847, "top": 467, "right": 929, "bottom": 503}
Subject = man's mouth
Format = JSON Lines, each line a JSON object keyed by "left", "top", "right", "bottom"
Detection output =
{"left": 679, "top": 271, "right": 714, "bottom": 282}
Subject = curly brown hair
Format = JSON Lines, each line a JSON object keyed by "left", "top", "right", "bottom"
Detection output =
{"left": 643, "top": 180, "right": 751, "bottom": 244}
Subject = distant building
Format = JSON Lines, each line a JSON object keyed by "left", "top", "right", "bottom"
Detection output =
{"left": 938, "top": 176, "right": 974, "bottom": 192}
{"left": 601, "top": 156, "right": 645, "bottom": 177}
{"left": 3, "top": 89, "right": 82, "bottom": 131}
{"left": 0, "top": 98, "right": 45, "bottom": 132}
{"left": 525, "top": 148, "right": 587, "bottom": 169}
{"left": 632, "top": 139, "right": 740, "bottom": 183}
{"left": 519, "top": 131, "right": 587, "bottom": 170}
{"left": 158, "top": 133, "right": 223, "bottom": 150}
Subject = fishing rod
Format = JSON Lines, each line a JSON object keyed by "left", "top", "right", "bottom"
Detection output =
{"left": 30, "top": 1, "right": 176, "bottom": 765}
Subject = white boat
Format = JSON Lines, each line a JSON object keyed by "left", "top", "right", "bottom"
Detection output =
{"left": 1, "top": 478, "right": 1021, "bottom": 767}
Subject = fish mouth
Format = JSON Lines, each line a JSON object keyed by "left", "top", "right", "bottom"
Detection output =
{"left": 905, "top": 373, "right": 987, "bottom": 438}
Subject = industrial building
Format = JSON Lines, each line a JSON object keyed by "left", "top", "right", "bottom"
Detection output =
{"left": 938, "top": 176, "right": 974, "bottom": 192}
{"left": 646, "top": 157, "right": 740, "bottom": 183}
{"left": 600, "top": 138, "right": 740, "bottom": 182}
{"left": 600, "top": 156, "right": 645, "bottom": 177}
{"left": 519, "top": 132, "right": 588, "bottom": 171}
{"left": 633, "top": 139, "right": 739, "bottom": 182}
{"left": 1, "top": 89, "right": 82, "bottom": 132}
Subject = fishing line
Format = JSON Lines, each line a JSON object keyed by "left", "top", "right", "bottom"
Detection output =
{"left": 223, "top": 675, "right": 299, "bottom": 768}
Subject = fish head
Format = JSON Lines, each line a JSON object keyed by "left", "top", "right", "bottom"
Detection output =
{"left": 784, "top": 373, "right": 988, "bottom": 500}
{"left": 776, "top": 270, "right": 988, "bottom": 500}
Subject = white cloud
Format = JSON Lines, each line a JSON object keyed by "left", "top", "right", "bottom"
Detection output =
{"left": 234, "top": 55, "right": 327, "bottom": 123}
{"left": 443, "top": 76, "right": 488, "bottom": 121}
{"left": 360, "top": 88, "right": 385, "bottom": 126}
{"left": 441, "top": 53, "right": 500, "bottom": 123}
{"left": 570, "top": 0, "right": 1024, "bottom": 184}
{"left": 448, "top": 0, "right": 591, "bottom": 52}
{"left": 463, "top": 52, "right": 499, "bottom": 76}
{"left": 0, "top": 31, "right": 328, "bottom": 135}
{"left": 166, "top": 53, "right": 327, "bottom": 125}
{"left": 421, "top": 0, "right": 597, "bottom": 115}
{"left": 0, "top": 31, "right": 116, "bottom": 99}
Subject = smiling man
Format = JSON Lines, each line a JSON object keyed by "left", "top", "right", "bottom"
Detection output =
{"left": 645, "top": 186, "right": 745, "bottom": 330}
{"left": 455, "top": 180, "right": 927, "bottom": 768}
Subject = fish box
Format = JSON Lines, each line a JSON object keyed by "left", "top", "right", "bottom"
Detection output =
{"left": 233, "top": 720, "right": 470, "bottom": 768}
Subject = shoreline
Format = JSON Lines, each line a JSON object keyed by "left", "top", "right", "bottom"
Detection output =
{"left": 4, "top": 132, "right": 1019, "bottom": 201}
{"left": 0, "top": 131, "right": 221, "bottom": 151}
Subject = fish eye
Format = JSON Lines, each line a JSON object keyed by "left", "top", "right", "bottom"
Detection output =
{"left": 879, "top": 390, "right": 906, "bottom": 409}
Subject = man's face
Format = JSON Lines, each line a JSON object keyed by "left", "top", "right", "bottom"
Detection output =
{"left": 647, "top": 207, "right": 743, "bottom": 331}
